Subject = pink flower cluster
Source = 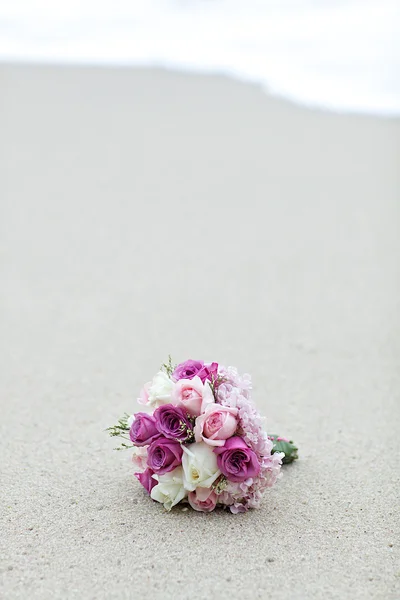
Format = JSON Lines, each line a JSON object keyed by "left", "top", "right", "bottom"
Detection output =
{"left": 129, "top": 359, "right": 283, "bottom": 513}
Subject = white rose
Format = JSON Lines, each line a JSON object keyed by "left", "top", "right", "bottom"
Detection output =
{"left": 151, "top": 467, "right": 187, "bottom": 511}
{"left": 182, "top": 442, "right": 221, "bottom": 492}
{"left": 147, "top": 371, "right": 174, "bottom": 408}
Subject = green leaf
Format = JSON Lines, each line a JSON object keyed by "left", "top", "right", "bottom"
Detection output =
{"left": 268, "top": 434, "right": 299, "bottom": 464}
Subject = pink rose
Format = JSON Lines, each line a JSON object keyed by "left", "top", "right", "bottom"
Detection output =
{"left": 214, "top": 436, "right": 260, "bottom": 482}
{"left": 147, "top": 437, "right": 183, "bottom": 475}
{"left": 129, "top": 413, "right": 161, "bottom": 446}
{"left": 172, "top": 360, "right": 219, "bottom": 384}
{"left": 135, "top": 468, "right": 157, "bottom": 494}
{"left": 172, "top": 376, "right": 213, "bottom": 417}
{"left": 131, "top": 447, "right": 148, "bottom": 472}
{"left": 172, "top": 360, "right": 204, "bottom": 381}
{"left": 188, "top": 487, "right": 217, "bottom": 512}
{"left": 196, "top": 362, "right": 219, "bottom": 384}
{"left": 194, "top": 403, "right": 239, "bottom": 446}
{"left": 153, "top": 404, "right": 193, "bottom": 442}
{"left": 137, "top": 382, "right": 151, "bottom": 405}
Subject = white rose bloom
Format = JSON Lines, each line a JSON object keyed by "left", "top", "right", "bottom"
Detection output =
{"left": 182, "top": 442, "right": 221, "bottom": 492}
{"left": 147, "top": 371, "right": 174, "bottom": 408}
{"left": 151, "top": 467, "right": 187, "bottom": 511}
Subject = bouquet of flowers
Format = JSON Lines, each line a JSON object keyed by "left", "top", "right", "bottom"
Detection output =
{"left": 108, "top": 358, "right": 298, "bottom": 513}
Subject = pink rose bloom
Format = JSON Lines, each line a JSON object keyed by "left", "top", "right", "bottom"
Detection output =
{"left": 172, "top": 360, "right": 219, "bottom": 384}
{"left": 153, "top": 404, "right": 193, "bottom": 442}
{"left": 188, "top": 487, "right": 217, "bottom": 512}
{"left": 172, "top": 376, "right": 213, "bottom": 416}
{"left": 129, "top": 413, "right": 161, "bottom": 446}
{"left": 197, "top": 362, "right": 218, "bottom": 384}
{"left": 147, "top": 438, "right": 183, "bottom": 475}
{"left": 214, "top": 436, "right": 260, "bottom": 482}
{"left": 131, "top": 447, "right": 148, "bottom": 472}
{"left": 194, "top": 403, "right": 239, "bottom": 446}
{"left": 135, "top": 468, "right": 157, "bottom": 494}
{"left": 137, "top": 382, "right": 151, "bottom": 405}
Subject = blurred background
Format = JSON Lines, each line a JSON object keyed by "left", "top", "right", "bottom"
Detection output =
{"left": 1, "top": 3, "right": 399, "bottom": 600}
{"left": 1, "top": 0, "right": 399, "bottom": 114}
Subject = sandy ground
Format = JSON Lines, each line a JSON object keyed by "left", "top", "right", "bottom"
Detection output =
{"left": 0, "top": 65, "right": 399, "bottom": 600}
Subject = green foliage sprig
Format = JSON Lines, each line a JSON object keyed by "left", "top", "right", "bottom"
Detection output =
{"left": 268, "top": 435, "right": 299, "bottom": 464}
{"left": 161, "top": 355, "right": 176, "bottom": 378}
{"left": 105, "top": 413, "right": 134, "bottom": 451}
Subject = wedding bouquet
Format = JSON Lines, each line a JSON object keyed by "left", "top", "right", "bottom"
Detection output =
{"left": 108, "top": 358, "right": 298, "bottom": 513}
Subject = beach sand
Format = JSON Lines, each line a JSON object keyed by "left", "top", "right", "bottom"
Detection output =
{"left": 0, "top": 64, "right": 399, "bottom": 599}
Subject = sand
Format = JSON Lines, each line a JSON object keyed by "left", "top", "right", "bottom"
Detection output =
{"left": 0, "top": 64, "right": 399, "bottom": 600}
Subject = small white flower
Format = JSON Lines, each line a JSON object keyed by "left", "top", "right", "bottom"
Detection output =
{"left": 127, "top": 414, "right": 135, "bottom": 428}
{"left": 151, "top": 467, "right": 187, "bottom": 511}
{"left": 182, "top": 442, "right": 221, "bottom": 492}
{"left": 147, "top": 371, "right": 174, "bottom": 408}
